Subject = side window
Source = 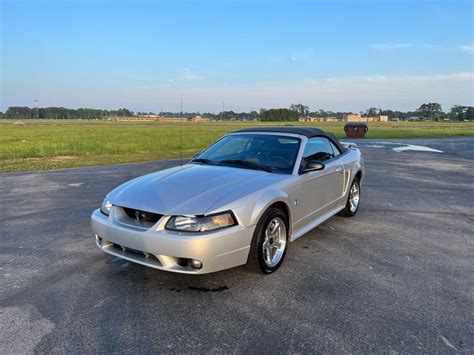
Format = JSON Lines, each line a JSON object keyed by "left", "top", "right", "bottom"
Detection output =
{"left": 329, "top": 141, "right": 341, "bottom": 157}
{"left": 302, "top": 137, "right": 335, "bottom": 165}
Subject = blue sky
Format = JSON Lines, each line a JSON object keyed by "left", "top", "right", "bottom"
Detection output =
{"left": 1, "top": 0, "right": 473, "bottom": 113}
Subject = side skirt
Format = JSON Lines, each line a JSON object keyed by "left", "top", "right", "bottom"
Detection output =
{"left": 290, "top": 206, "right": 345, "bottom": 242}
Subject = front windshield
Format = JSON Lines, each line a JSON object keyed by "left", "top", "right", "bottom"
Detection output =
{"left": 194, "top": 134, "right": 301, "bottom": 174}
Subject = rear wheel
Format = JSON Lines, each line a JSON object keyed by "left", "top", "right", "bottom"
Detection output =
{"left": 247, "top": 207, "right": 289, "bottom": 274}
{"left": 339, "top": 177, "right": 361, "bottom": 217}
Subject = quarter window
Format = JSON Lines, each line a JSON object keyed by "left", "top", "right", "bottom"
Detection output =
{"left": 329, "top": 141, "right": 341, "bottom": 157}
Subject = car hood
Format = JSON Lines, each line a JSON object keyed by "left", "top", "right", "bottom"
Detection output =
{"left": 107, "top": 163, "right": 282, "bottom": 215}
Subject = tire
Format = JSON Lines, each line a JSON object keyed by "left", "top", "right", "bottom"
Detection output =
{"left": 247, "top": 207, "right": 289, "bottom": 274}
{"left": 339, "top": 177, "right": 361, "bottom": 217}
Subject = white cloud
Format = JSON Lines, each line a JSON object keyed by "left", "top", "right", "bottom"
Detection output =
{"left": 460, "top": 45, "right": 474, "bottom": 54}
{"left": 369, "top": 43, "right": 413, "bottom": 50}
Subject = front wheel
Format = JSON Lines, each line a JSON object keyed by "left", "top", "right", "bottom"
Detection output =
{"left": 247, "top": 207, "right": 289, "bottom": 274}
{"left": 339, "top": 177, "right": 361, "bottom": 217}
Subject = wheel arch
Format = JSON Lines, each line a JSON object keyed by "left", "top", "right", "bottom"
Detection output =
{"left": 255, "top": 200, "right": 293, "bottom": 239}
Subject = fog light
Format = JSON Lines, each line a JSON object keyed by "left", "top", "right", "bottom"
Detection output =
{"left": 188, "top": 259, "right": 203, "bottom": 270}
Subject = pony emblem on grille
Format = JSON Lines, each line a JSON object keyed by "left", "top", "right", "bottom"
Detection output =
{"left": 135, "top": 210, "right": 141, "bottom": 221}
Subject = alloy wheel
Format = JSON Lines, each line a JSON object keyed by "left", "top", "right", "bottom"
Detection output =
{"left": 349, "top": 181, "right": 360, "bottom": 213}
{"left": 262, "top": 217, "right": 287, "bottom": 268}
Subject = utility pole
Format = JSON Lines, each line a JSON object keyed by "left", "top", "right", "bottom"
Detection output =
{"left": 34, "top": 99, "right": 39, "bottom": 119}
{"left": 222, "top": 102, "right": 225, "bottom": 120}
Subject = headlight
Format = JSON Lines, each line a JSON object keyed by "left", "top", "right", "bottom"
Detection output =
{"left": 100, "top": 198, "right": 113, "bottom": 216}
{"left": 166, "top": 212, "right": 236, "bottom": 232}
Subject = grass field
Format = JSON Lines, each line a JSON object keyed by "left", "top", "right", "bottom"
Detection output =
{"left": 1, "top": 119, "right": 473, "bottom": 172}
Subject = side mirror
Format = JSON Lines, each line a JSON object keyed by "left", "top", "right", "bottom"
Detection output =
{"left": 301, "top": 160, "right": 325, "bottom": 174}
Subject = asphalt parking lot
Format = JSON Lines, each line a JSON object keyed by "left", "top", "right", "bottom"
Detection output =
{"left": 1, "top": 137, "right": 473, "bottom": 354}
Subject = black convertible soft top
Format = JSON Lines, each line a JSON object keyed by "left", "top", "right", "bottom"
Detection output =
{"left": 233, "top": 126, "right": 347, "bottom": 153}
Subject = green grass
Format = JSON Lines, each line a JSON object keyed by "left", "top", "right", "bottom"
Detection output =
{"left": 0, "top": 119, "right": 473, "bottom": 172}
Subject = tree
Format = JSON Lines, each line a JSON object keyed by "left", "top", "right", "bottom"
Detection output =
{"left": 417, "top": 103, "right": 443, "bottom": 121}
{"left": 260, "top": 108, "right": 299, "bottom": 121}
{"left": 218, "top": 110, "right": 236, "bottom": 120}
{"left": 450, "top": 105, "right": 474, "bottom": 121}
{"left": 249, "top": 111, "right": 259, "bottom": 119}
{"left": 466, "top": 107, "right": 474, "bottom": 121}
{"left": 309, "top": 109, "right": 335, "bottom": 117}
{"left": 365, "top": 107, "right": 379, "bottom": 116}
{"left": 117, "top": 108, "right": 134, "bottom": 117}
{"left": 290, "top": 103, "right": 309, "bottom": 118}
{"left": 2, "top": 106, "right": 135, "bottom": 119}
{"left": 450, "top": 105, "right": 463, "bottom": 120}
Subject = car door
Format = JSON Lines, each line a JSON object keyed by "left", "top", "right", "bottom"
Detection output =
{"left": 295, "top": 137, "right": 345, "bottom": 229}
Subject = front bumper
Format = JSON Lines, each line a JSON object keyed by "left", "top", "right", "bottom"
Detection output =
{"left": 90, "top": 208, "right": 255, "bottom": 274}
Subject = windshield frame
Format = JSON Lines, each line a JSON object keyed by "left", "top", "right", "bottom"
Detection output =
{"left": 191, "top": 132, "right": 303, "bottom": 175}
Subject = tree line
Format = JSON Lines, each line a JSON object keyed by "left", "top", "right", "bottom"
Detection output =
{"left": 1, "top": 107, "right": 133, "bottom": 120}
{"left": 1, "top": 102, "right": 473, "bottom": 121}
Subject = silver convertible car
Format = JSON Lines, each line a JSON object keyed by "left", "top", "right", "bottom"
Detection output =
{"left": 91, "top": 127, "right": 364, "bottom": 274}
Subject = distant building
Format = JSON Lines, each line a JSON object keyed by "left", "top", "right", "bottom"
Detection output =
{"left": 345, "top": 114, "right": 362, "bottom": 122}
{"left": 111, "top": 116, "right": 159, "bottom": 121}
{"left": 110, "top": 116, "right": 189, "bottom": 122}
{"left": 158, "top": 117, "right": 188, "bottom": 122}
{"left": 190, "top": 115, "right": 209, "bottom": 122}
{"left": 140, "top": 114, "right": 160, "bottom": 118}
{"left": 299, "top": 117, "right": 323, "bottom": 122}
{"left": 344, "top": 114, "right": 388, "bottom": 122}
{"left": 299, "top": 116, "right": 342, "bottom": 122}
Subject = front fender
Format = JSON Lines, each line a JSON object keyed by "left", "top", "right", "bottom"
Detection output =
{"left": 227, "top": 189, "right": 294, "bottom": 242}
{"left": 248, "top": 189, "right": 292, "bottom": 227}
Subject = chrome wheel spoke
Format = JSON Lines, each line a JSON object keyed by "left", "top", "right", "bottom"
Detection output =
{"left": 272, "top": 220, "right": 280, "bottom": 233}
{"left": 268, "top": 245, "right": 274, "bottom": 260}
{"left": 265, "top": 247, "right": 272, "bottom": 262}
{"left": 262, "top": 239, "right": 270, "bottom": 250}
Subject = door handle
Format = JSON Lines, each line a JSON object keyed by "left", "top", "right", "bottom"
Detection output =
{"left": 335, "top": 167, "right": 342, "bottom": 173}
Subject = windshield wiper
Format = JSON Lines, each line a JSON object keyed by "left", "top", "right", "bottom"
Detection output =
{"left": 191, "top": 158, "right": 217, "bottom": 165}
{"left": 219, "top": 159, "right": 273, "bottom": 173}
